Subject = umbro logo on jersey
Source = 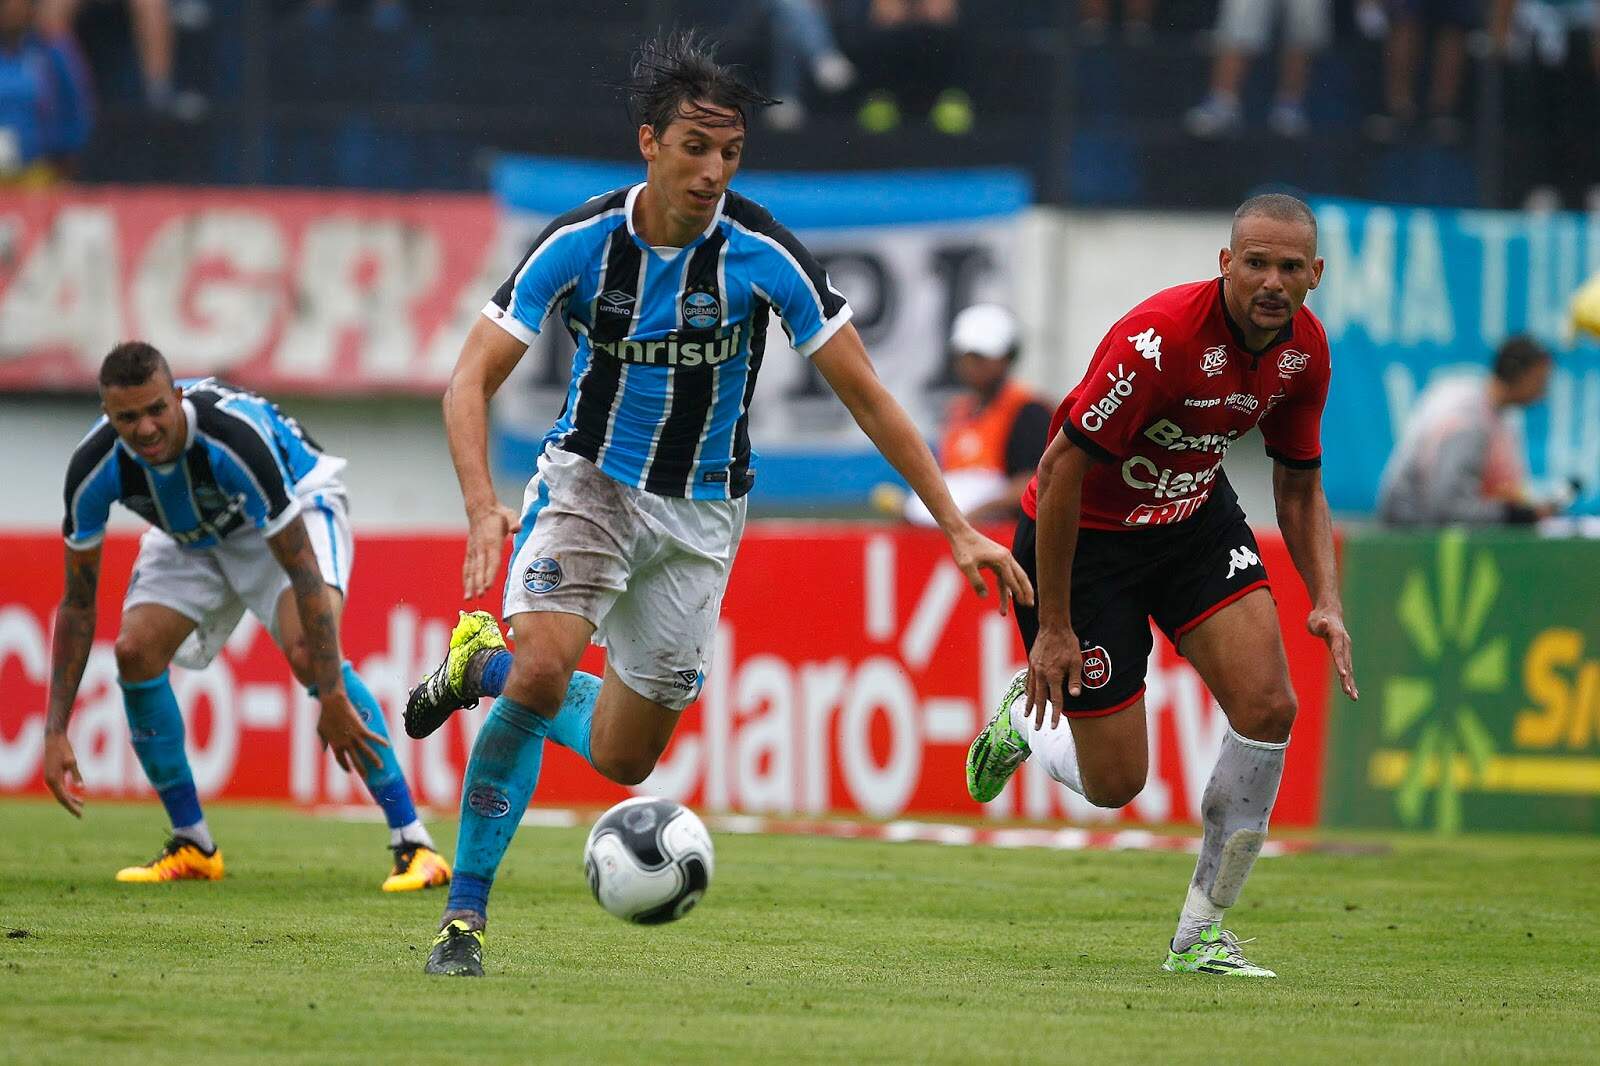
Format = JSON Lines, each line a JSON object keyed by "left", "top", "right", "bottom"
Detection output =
{"left": 598, "top": 290, "right": 636, "bottom": 315}
{"left": 1226, "top": 545, "right": 1261, "bottom": 580}
{"left": 1128, "top": 327, "right": 1164, "bottom": 370}
{"left": 1201, "top": 345, "right": 1228, "bottom": 376}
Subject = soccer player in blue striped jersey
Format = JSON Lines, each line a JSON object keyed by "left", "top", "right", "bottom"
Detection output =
{"left": 409, "top": 33, "right": 1033, "bottom": 977}
{"left": 42, "top": 342, "right": 451, "bottom": 892}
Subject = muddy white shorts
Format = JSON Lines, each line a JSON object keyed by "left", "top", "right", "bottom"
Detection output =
{"left": 503, "top": 446, "right": 746, "bottom": 711}
{"left": 123, "top": 489, "right": 353, "bottom": 670}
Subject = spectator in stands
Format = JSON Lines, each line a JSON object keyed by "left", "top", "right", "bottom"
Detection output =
{"left": 1489, "top": 0, "right": 1599, "bottom": 207}
{"left": 759, "top": 0, "right": 858, "bottom": 130}
{"left": 1378, "top": 336, "right": 1560, "bottom": 526}
{"left": 849, "top": 0, "right": 975, "bottom": 135}
{"left": 1078, "top": 0, "right": 1157, "bottom": 45}
{"left": 879, "top": 304, "right": 1052, "bottom": 525}
{"left": 1361, "top": 0, "right": 1479, "bottom": 143}
{"left": 0, "top": 0, "right": 93, "bottom": 184}
{"left": 1185, "top": 0, "right": 1332, "bottom": 139}
{"left": 37, "top": 0, "right": 188, "bottom": 116}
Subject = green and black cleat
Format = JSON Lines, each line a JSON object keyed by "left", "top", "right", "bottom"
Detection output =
{"left": 424, "top": 918, "right": 485, "bottom": 977}
{"left": 405, "top": 610, "right": 507, "bottom": 739}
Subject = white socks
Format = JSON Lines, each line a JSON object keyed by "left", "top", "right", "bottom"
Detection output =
{"left": 1010, "top": 697, "right": 1085, "bottom": 797}
{"left": 173, "top": 820, "right": 215, "bottom": 854}
{"left": 392, "top": 820, "right": 434, "bottom": 850}
{"left": 1172, "top": 726, "right": 1288, "bottom": 951}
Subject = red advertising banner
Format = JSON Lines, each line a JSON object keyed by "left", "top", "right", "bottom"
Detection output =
{"left": 0, "top": 187, "right": 498, "bottom": 394}
{"left": 0, "top": 525, "right": 1330, "bottom": 825}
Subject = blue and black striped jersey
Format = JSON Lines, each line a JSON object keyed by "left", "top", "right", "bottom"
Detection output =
{"left": 62, "top": 378, "right": 345, "bottom": 551}
{"left": 485, "top": 183, "right": 852, "bottom": 500}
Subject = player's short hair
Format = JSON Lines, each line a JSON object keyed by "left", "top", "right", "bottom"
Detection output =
{"left": 1231, "top": 193, "right": 1318, "bottom": 248}
{"left": 98, "top": 341, "right": 173, "bottom": 391}
{"left": 616, "top": 30, "right": 776, "bottom": 135}
{"left": 1492, "top": 335, "right": 1551, "bottom": 384}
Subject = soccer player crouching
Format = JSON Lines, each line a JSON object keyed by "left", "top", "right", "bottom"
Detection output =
{"left": 403, "top": 32, "right": 1031, "bottom": 977}
{"left": 966, "top": 194, "right": 1361, "bottom": 977}
{"left": 42, "top": 343, "right": 450, "bottom": 892}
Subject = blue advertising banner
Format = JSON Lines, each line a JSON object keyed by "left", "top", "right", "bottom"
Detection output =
{"left": 1311, "top": 199, "right": 1600, "bottom": 515}
{"left": 487, "top": 157, "right": 1032, "bottom": 503}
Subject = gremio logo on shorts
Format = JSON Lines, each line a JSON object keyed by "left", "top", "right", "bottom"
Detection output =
{"left": 523, "top": 557, "right": 562, "bottom": 594}
{"left": 592, "top": 323, "right": 744, "bottom": 368}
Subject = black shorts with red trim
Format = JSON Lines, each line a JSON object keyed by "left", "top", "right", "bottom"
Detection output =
{"left": 1012, "top": 476, "right": 1271, "bottom": 717}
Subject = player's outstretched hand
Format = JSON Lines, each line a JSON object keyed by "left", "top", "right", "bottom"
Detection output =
{"left": 462, "top": 502, "right": 522, "bottom": 600}
{"left": 317, "top": 691, "right": 390, "bottom": 774}
{"left": 1026, "top": 624, "right": 1082, "bottom": 730}
{"left": 947, "top": 524, "right": 1034, "bottom": 617}
{"left": 44, "top": 732, "right": 85, "bottom": 817}
{"left": 1307, "top": 606, "right": 1359, "bottom": 701}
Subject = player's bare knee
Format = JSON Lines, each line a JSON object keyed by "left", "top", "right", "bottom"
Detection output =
{"left": 506, "top": 656, "right": 571, "bottom": 717}
{"left": 594, "top": 749, "right": 659, "bottom": 787}
{"left": 1084, "top": 775, "right": 1144, "bottom": 809}
{"left": 113, "top": 633, "right": 165, "bottom": 682}
{"left": 1235, "top": 687, "right": 1297, "bottom": 743}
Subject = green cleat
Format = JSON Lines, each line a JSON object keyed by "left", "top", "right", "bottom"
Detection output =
{"left": 1162, "top": 925, "right": 1277, "bottom": 977}
{"left": 424, "top": 919, "right": 485, "bottom": 977}
{"left": 405, "top": 610, "right": 508, "bottom": 739}
{"left": 965, "top": 669, "right": 1031, "bottom": 803}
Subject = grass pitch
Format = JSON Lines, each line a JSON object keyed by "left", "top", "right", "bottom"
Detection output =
{"left": 2, "top": 799, "right": 1595, "bottom": 1065}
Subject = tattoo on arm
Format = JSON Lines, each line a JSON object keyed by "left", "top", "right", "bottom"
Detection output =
{"left": 47, "top": 548, "right": 101, "bottom": 734}
{"left": 269, "top": 518, "right": 344, "bottom": 695}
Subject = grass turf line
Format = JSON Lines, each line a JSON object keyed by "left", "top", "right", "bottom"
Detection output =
{"left": 1, "top": 798, "right": 1595, "bottom": 1065}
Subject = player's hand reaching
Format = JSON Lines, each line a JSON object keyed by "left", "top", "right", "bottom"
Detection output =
{"left": 1025, "top": 624, "right": 1083, "bottom": 729}
{"left": 1307, "top": 606, "right": 1359, "bottom": 701}
{"left": 462, "top": 501, "right": 522, "bottom": 600}
{"left": 44, "top": 732, "right": 85, "bottom": 817}
{"left": 317, "top": 691, "right": 389, "bottom": 774}
{"left": 946, "top": 524, "right": 1034, "bottom": 617}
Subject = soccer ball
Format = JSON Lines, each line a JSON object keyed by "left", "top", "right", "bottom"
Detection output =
{"left": 583, "top": 797, "right": 714, "bottom": 924}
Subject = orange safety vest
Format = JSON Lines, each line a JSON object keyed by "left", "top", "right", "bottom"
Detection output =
{"left": 939, "top": 380, "right": 1038, "bottom": 474}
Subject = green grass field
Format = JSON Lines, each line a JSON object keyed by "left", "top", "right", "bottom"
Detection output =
{"left": 2, "top": 798, "right": 1595, "bottom": 1065}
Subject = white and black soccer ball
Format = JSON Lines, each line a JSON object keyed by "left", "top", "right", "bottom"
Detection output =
{"left": 583, "top": 797, "right": 714, "bottom": 924}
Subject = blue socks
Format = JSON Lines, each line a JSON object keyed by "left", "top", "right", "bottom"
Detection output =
{"left": 475, "top": 651, "right": 599, "bottom": 768}
{"left": 446, "top": 696, "right": 550, "bottom": 920}
{"left": 341, "top": 661, "right": 420, "bottom": 832}
{"left": 120, "top": 672, "right": 203, "bottom": 832}
{"left": 479, "top": 649, "right": 512, "bottom": 697}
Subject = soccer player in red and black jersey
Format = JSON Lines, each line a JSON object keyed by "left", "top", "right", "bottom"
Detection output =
{"left": 966, "top": 194, "right": 1360, "bottom": 978}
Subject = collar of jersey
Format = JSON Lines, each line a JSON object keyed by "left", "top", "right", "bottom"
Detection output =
{"left": 623, "top": 182, "right": 725, "bottom": 256}
{"left": 117, "top": 396, "right": 197, "bottom": 472}
{"left": 1214, "top": 277, "right": 1294, "bottom": 357}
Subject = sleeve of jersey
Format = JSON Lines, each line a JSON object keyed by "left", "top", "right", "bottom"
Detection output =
{"left": 1259, "top": 346, "right": 1330, "bottom": 469}
{"left": 61, "top": 440, "right": 116, "bottom": 551}
{"left": 748, "top": 220, "right": 852, "bottom": 357}
{"left": 1062, "top": 315, "right": 1177, "bottom": 461}
{"left": 206, "top": 413, "right": 302, "bottom": 537}
{"left": 482, "top": 221, "right": 587, "bottom": 346}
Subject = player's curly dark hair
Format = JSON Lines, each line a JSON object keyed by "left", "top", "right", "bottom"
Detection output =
{"left": 614, "top": 30, "right": 777, "bottom": 134}
{"left": 98, "top": 341, "right": 172, "bottom": 390}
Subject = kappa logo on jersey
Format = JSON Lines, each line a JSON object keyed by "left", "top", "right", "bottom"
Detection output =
{"left": 1200, "top": 345, "right": 1228, "bottom": 376}
{"left": 1226, "top": 544, "right": 1261, "bottom": 579}
{"left": 682, "top": 290, "right": 721, "bottom": 329}
{"left": 598, "top": 289, "right": 636, "bottom": 316}
{"left": 1079, "top": 644, "right": 1112, "bottom": 690}
{"left": 1184, "top": 397, "right": 1221, "bottom": 408}
{"left": 523, "top": 557, "right": 562, "bottom": 594}
{"left": 1079, "top": 364, "right": 1137, "bottom": 432}
{"left": 1278, "top": 350, "right": 1310, "bottom": 376}
{"left": 1128, "top": 327, "right": 1164, "bottom": 370}
{"left": 1122, "top": 454, "right": 1224, "bottom": 500}
{"left": 1224, "top": 392, "right": 1260, "bottom": 413}
{"left": 1143, "top": 418, "right": 1239, "bottom": 455}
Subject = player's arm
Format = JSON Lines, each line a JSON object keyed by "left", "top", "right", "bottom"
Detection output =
{"left": 1026, "top": 432, "right": 1094, "bottom": 727}
{"left": 812, "top": 323, "right": 1032, "bottom": 615}
{"left": 1272, "top": 463, "right": 1358, "bottom": 701}
{"left": 266, "top": 516, "right": 386, "bottom": 771}
{"left": 42, "top": 544, "right": 101, "bottom": 816}
{"left": 443, "top": 315, "right": 530, "bottom": 598}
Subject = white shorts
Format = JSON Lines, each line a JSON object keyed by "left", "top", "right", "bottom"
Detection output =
{"left": 123, "top": 489, "right": 353, "bottom": 670}
{"left": 1215, "top": 0, "right": 1331, "bottom": 52}
{"left": 503, "top": 447, "right": 746, "bottom": 711}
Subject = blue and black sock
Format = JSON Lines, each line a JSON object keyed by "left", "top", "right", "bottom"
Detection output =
{"left": 445, "top": 696, "right": 550, "bottom": 923}
{"left": 121, "top": 672, "right": 214, "bottom": 853}
{"left": 341, "top": 662, "right": 432, "bottom": 849}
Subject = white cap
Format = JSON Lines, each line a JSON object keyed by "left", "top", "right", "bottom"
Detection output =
{"left": 949, "top": 303, "right": 1019, "bottom": 359}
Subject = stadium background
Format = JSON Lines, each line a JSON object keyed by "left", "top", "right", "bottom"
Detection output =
{"left": 3, "top": 0, "right": 1599, "bottom": 840}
